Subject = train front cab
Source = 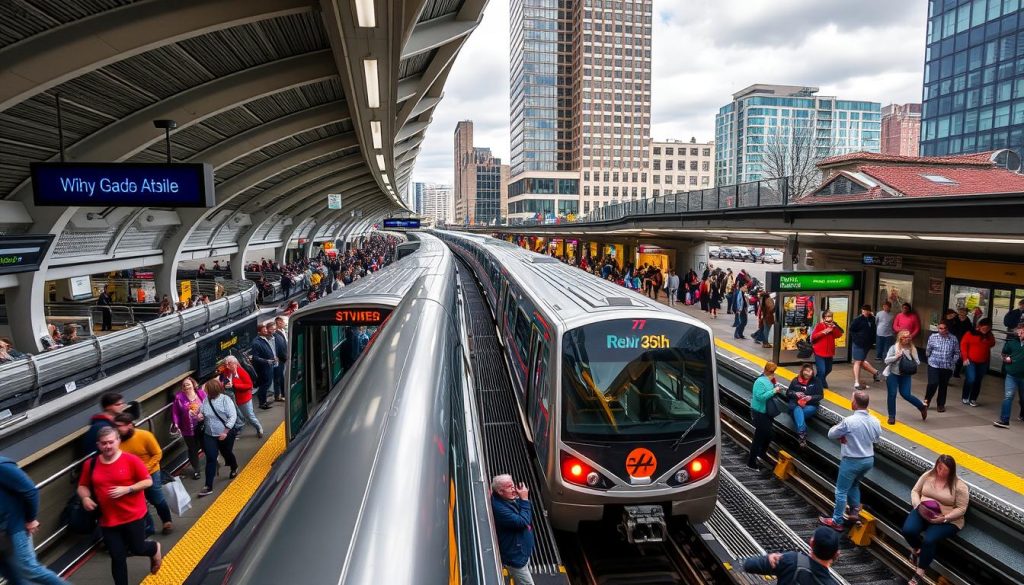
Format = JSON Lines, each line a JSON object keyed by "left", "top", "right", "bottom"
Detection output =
{"left": 546, "top": 316, "right": 720, "bottom": 542}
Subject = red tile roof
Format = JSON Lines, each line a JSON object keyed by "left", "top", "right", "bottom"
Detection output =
{"left": 795, "top": 164, "right": 1024, "bottom": 204}
{"left": 817, "top": 150, "right": 997, "bottom": 168}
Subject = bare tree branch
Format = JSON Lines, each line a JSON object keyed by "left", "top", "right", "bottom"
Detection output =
{"left": 761, "top": 124, "right": 837, "bottom": 197}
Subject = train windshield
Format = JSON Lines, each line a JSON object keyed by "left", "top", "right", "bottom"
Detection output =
{"left": 561, "top": 318, "right": 714, "bottom": 442}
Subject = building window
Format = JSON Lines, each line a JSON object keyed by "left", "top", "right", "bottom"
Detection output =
{"left": 653, "top": 147, "right": 661, "bottom": 154}
{"left": 702, "top": 148, "right": 711, "bottom": 156}
{"left": 702, "top": 161, "right": 710, "bottom": 171}
{"left": 690, "top": 161, "right": 698, "bottom": 171}
{"left": 689, "top": 176, "right": 698, "bottom": 185}
{"left": 666, "top": 147, "right": 674, "bottom": 155}
{"left": 666, "top": 160, "right": 673, "bottom": 170}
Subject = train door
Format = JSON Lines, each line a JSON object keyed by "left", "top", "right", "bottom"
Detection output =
{"left": 526, "top": 333, "right": 551, "bottom": 464}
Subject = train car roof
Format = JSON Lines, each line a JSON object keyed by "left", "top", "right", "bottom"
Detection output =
{"left": 288, "top": 232, "right": 449, "bottom": 320}
{"left": 439, "top": 230, "right": 712, "bottom": 331}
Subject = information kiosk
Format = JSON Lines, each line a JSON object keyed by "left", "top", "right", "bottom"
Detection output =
{"left": 767, "top": 271, "right": 863, "bottom": 366}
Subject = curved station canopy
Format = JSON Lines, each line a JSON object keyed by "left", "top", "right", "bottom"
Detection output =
{"left": 0, "top": 0, "right": 486, "bottom": 349}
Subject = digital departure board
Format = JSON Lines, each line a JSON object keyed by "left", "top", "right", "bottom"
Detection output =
{"left": 195, "top": 318, "right": 258, "bottom": 378}
{"left": 31, "top": 162, "right": 215, "bottom": 208}
{"left": 383, "top": 218, "right": 420, "bottom": 229}
{"left": 0, "top": 234, "right": 54, "bottom": 276}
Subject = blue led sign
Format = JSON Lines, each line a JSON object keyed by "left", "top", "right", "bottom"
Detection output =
{"left": 31, "top": 162, "right": 215, "bottom": 208}
{"left": 383, "top": 218, "right": 421, "bottom": 229}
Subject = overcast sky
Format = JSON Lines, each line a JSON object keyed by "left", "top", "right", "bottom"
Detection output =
{"left": 408, "top": 0, "right": 928, "bottom": 189}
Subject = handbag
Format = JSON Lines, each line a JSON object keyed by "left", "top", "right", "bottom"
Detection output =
{"left": 764, "top": 396, "right": 781, "bottom": 418}
{"left": 162, "top": 476, "right": 193, "bottom": 516}
{"left": 899, "top": 352, "right": 919, "bottom": 375}
{"left": 796, "top": 338, "right": 814, "bottom": 359}
{"left": 65, "top": 454, "right": 100, "bottom": 534}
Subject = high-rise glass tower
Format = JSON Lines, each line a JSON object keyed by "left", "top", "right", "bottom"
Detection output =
{"left": 920, "top": 1, "right": 1024, "bottom": 156}
{"left": 508, "top": 0, "right": 652, "bottom": 221}
{"left": 715, "top": 84, "right": 881, "bottom": 188}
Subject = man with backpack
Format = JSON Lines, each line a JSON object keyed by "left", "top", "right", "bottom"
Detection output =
{"left": 0, "top": 456, "right": 68, "bottom": 584}
{"left": 742, "top": 526, "right": 839, "bottom": 584}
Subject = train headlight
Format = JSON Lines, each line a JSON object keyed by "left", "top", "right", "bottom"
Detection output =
{"left": 586, "top": 471, "right": 601, "bottom": 487}
{"left": 674, "top": 469, "right": 690, "bottom": 484}
{"left": 560, "top": 452, "right": 609, "bottom": 489}
{"left": 668, "top": 446, "right": 717, "bottom": 486}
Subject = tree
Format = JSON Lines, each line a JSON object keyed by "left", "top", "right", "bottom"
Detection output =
{"left": 760, "top": 125, "right": 836, "bottom": 199}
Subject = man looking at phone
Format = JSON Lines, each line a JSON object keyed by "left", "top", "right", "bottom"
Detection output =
{"left": 491, "top": 474, "right": 535, "bottom": 585}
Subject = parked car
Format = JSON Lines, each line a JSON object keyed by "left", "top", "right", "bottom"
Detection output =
{"left": 762, "top": 250, "right": 783, "bottom": 264}
{"left": 709, "top": 245, "right": 721, "bottom": 259}
{"left": 726, "top": 247, "right": 753, "bottom": 261}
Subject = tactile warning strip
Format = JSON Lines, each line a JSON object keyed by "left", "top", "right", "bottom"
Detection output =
{"left": 140, "top": 424, "right": 286, "bottom": 585}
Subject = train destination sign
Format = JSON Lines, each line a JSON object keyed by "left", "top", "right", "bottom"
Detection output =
{"left": 297, "top": 307, "right": 392, "bottom": 326}
{"left": 383, "top": 218, "right": 421, "bottom": 229}
{"left": 768, "top": 271, "right": 861, "bottom": 292}
{"left": 0, "top": 235, "right": 55, "bottom": 276}
{"left": 31, "top": 162, "right": 215, "bottom": 208}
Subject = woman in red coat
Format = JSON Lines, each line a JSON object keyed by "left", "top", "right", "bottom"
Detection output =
{"left": 960, "top": 318, "right": 996, "bottom": 406}
{"left": 811, "top": 310, "right": 845, "bottom": 390}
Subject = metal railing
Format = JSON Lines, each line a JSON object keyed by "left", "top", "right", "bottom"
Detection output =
{"left": 0, "top": 280, "right": 258, "bottom": 413}
{"left": 505, "top": 177, "right": 791, "bottom": 226}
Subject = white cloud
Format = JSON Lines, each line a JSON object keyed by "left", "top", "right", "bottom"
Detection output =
{"left": 412, "top": 0, "right": 927, "bottom": 184}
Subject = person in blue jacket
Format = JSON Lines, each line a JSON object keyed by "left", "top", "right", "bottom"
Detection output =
{"left": 743, "top": 526, "right": 839, "bottom": 584}
{"left": 491, "top": 474, "right": 535, "bottom": 585}
{"left": 0, "top": 456, "right": 68, "bottom": 584}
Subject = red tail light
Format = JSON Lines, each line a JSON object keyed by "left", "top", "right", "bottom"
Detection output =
{"left": 687, "top": 446, "right": 716, "bottom": 482}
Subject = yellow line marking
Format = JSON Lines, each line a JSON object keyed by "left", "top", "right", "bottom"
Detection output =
{"left": 715, "top": 338, "right": 1024, "bottom": 497}
{"left": 141, "top": 424, "right": 286, "bottom": 584}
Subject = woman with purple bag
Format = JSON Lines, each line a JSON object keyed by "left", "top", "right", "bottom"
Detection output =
{"left": 901, "top": 455, "right": 969, "bottom": 584}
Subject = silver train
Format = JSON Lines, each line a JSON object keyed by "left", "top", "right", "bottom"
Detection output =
{"left": 187, "top": 232, "right": 501, "bottom": 584}
{"left": 436, "top": 230, "right": 720, "bottom": 541}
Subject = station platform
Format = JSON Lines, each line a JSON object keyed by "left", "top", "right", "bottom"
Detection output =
{"left": 656, "top": 295, "right": 1024, "bottom": 508}
{"left": 52, "top": 406, "right": 286, "bottom": 585}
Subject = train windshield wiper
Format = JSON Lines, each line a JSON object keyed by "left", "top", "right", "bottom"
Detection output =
{"left": 670, "top": 414, "right": 704, "bottom": 452}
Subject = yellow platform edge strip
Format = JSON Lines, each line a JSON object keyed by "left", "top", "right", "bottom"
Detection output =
{"left": 715, "top": 338, "right": 1024, "bottom": 496}
{"left": 141, "top": 424, "right": 286, "bottom": 585}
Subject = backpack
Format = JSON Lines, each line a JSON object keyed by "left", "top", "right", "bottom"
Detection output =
{"left": 793, "top": 553, "right": 833, "bottom": 585}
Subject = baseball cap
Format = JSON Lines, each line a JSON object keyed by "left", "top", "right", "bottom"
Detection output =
{"left": 811, "top": 526, "right": 840, "bottom": 559}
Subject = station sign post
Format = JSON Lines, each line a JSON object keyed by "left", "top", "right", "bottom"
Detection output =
{"left": 766, "top": 271, "right": 863, "bottom": 366}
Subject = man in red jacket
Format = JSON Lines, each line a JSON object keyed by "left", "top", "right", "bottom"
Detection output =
{"left": 221, "top": 356, "right": 263, "bottom": 438}
{"left": 811, "top": 311, "right": 845, "bottom": 390}
{"left": 961, "top": 318, "right": 996, "bottom": 407}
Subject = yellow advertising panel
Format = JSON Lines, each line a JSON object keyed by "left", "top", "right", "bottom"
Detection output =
{"left": 180, "top": 280, "right": 192, "bottom": 304}
{"left": 946, "top": 260, "right": 1024, "bottom": 286}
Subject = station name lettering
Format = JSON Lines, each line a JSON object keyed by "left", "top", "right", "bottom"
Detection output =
{"left": 57, "top": 176, "right": 181, "bottom": 197}
{"left": 335, "top": 310, "right": 381, "bottom": 323}
{"left": 0, "top": 255, "right": 24, "bottom": 266}
{"left": 606, "top": 334, "right": 670, "bottom": 349}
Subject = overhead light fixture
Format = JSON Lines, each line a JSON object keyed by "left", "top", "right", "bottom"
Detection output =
{"left": 376, "top": 154, "right": 386, "bottom": 171}
{"left": 713, "top": 229, "right": 767, "bottom": 235}
{"left": 917, "top": 235, "right": 1024, "bottom": 244}
{"left": 370, "top": 121, "right": 383, "bottom": 149}
{"left": 363, "top": 59, "right": 380, "bottom": 108}
{"left": 826, "top": 232, "right": 912, "bottom": 239}
{"left": 382, "top": 175, "right": 391, "bottom": 185}
{"left": 355, "top": 0, "right": 376, "bottom": 27}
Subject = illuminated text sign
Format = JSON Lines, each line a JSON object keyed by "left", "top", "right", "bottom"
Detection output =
{"left": 31, "top": 162, "right": 215, "bottom": 208}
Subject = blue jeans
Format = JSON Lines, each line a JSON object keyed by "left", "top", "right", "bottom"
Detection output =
{"left": 832, "top": 456, "right": 874, "bottom": 524}
{"left": 887, "top": 373, "right": 924, "bottom": 419}
{"left": 901, "top": 507, "right": 959, "bottom": 570}
{"left": 0, "top": 529, "right": 68, "bottom": 585}
{"left": 144, "top": 470, "right": 172, "bottom": 524}
{"left": 234, "top": 399, "right": 264, "bottom": 434}
{"left": 998, "top": 374, "right": 1024, "bottom": 423}
{"left": 876, "top": 335, "right": 894, "bottom": 360}
{"left": 734, "top": 313, "right": 747, "bottom": 338}
{"left": 790, "top": 403, "right": 818, "bottom": 434}
{"left": 961, "top": 361, "right": 987, "bottom": 402}
{"left": 814, "top": 355, "right": 833, "bottom": 389}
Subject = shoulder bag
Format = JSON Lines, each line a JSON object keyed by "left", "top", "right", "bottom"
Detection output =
{"left": 899, "top": 351, "right": 919, "bottom": 376}
{"left": 65, "top": 454, "right": 100, "bottom": 534}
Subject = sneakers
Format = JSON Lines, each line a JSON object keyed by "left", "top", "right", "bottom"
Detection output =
{"left": 190, "top": 472, "right": 201, "bottom": 480}
{"left": 229, "top": 468, "right": 239, "bottom": 479}
{"left": 970, "top": 401, "right": 979, "bottom": 407}
{"left": 798, "top": 433, "right": 808, "bottom": 448}
{"left": 818, "top": 517, "right": 844, "bottom": 532}
{"left": 887, "top": 417, "right": 896, "bottom": 425}
{"left": 853, "top": 383, "right": 867, "bottom": 391}
{"left": 994, "top": 420, "right": 1010, "bottom": 428}
{"left": 162, "top": 521, "right": 174, "bottom": 535}
{"left": 962, "top": 398, "right": 970, "bottom": 404}
{"left": 198, "top": 487, "right": 214, "bottom": 498}
{"left": 872, "top": 372, "right": 881, "bottom": 383}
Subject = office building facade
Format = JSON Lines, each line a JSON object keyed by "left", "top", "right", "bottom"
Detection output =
{"left": 649, "top": 139, "right": 714, "bottom": 197}
{"left": 508, "top": 0, "right": 652, "bottom": 221}
{"left": 920, "top": 1, "right": 1024, "bottom": 156}
{"left": 881, "top": 103, "right": 922, "bottom": 156}
{"left": 453, "top": 120, "right": 509, "bottom": 225}
{"left": 412, "top": 182, "right": 426, "bottom": 215}
{"left": 715, "top": 84, "right": 881, "bottom": 188}
{"left": 421, "top": 183, "right": 453, "bottom": 226}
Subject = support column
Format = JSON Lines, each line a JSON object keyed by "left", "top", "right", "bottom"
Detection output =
{"left": 783, "top": 234, "right": 798, "bottom": 272}
{"left": 229, "top": 250, "right": 246, "bottom": 282}
{"left": 5, "top": 272, "right": 48, "bottom": 353}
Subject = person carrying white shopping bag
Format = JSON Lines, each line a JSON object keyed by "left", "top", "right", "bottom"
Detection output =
{"left": 162, "top": 476, "right": 192, "bottom": 517}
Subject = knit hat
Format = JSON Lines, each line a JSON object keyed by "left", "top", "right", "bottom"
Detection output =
{"left": 811, "top": 526, "right": 840, "bottom": 559}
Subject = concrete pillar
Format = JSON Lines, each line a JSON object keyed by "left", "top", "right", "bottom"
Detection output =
{"left": 783, "top": 235, "right": 798, "bottom": 272}
{"left": 153, "top": 259, "right": 178, "bottom": 305}
{"left": 5, "top": 272, "right": 47, "bottom": 353}
{"left": 230, "top": 251, "right": 246, "bottom": 281}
